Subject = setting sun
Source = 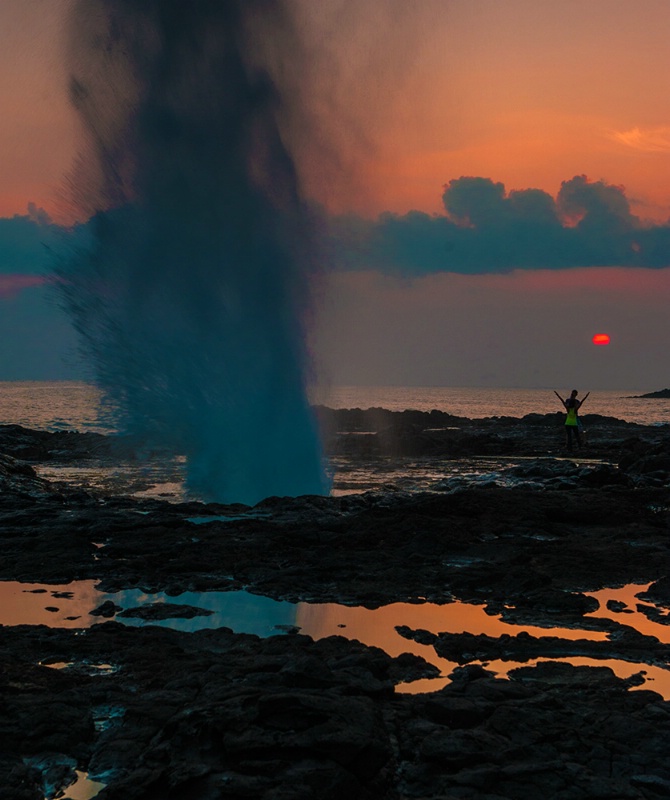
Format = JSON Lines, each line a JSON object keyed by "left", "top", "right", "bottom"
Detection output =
{"left": 592, "top": 333, "right": 611, "bottom": 346}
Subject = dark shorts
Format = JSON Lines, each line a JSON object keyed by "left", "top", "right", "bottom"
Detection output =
{"left": 565, "top": 424, "right": 581, "bottom": 448}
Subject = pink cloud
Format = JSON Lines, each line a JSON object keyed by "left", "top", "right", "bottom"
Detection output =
{"left": 0, "top": 274, "right": 49, "bottom": 299}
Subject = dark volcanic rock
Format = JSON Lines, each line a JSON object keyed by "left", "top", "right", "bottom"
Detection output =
{"left": 398, "top": 625, "right": 670, "bottom": 669}
{"left": 395, "top": 664, "right": 670, "bottom": 800}
{"left": 2, "top": 625, "right": 670, "bottom": 800}
{"left": 0, "top": 424, "right": 110, "bottom": 462}
{"left": 1, "top": 465, "right": 669, "bottom": 609}
{"left": 619, "top": 437, "right": 670, "bottom": 485}
{"left": 90, "top": 600, "right": 123, "bottom": 618}
{"left": 632, "top": 388, "right": 670, "bottom": 399}
{"left": 315, "top": 406, "right": 659, "bottom": 460}
{"left": 3, "top": 421, "right": 670, "bottom": 798}
{"left": 638, "top": 576, "right": 670, "bottom": 608}
{"left": 0, "top": 625, "right": 426, "bottom": 800}
{"left": 0, "top": 452, "right": 61, "bottom": 499}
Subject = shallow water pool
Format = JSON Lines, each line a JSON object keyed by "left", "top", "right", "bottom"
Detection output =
{"left": 3, "top": 579, "right": 669, "bottom": 698}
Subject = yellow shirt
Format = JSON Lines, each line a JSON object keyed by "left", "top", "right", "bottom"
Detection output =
{"left": 565, "top": 407, "right": 578, "bottom": 426}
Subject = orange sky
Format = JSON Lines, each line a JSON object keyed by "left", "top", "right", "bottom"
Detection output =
{"left": 349, "top": 0, "right": 670, "bottom": 219}
{"left": 3, "top": 1, "right": 670, "bottom": 221}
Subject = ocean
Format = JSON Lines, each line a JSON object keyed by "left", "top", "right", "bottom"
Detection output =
{"left": 1, "top": 380, "right": 669, "bottom": 431}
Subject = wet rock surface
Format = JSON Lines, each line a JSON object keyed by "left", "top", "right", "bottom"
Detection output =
{"left": 0, "top": 424, "right": 111, "bottom": 462}
{"left": 2, "top": 420, "right": 670, "bottom": 799}
{"left": 316, "top": 406, "right": 670, "bottom": 464}
{"left": 397, "top": 625, "right": 670, "bottom": 671}
{"left": 2, "top": 624, "right": 670, "bottom": 800}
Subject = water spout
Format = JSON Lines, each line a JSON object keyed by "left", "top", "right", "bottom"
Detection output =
{"left": 58, "top": 0, "right": 329, "bottom": 504}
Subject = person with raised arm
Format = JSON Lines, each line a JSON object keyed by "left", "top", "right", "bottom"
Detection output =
{"left": 554, "top": 389, "right": 589, "bottom": 452}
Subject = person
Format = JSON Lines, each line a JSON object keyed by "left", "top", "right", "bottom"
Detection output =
{"left": 554, "top": 389, "right": 589, "bottom": 452}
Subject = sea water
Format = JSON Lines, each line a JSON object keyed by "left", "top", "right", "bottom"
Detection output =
{"left": 1, "top": 380, "right": 668, "bottom": 430}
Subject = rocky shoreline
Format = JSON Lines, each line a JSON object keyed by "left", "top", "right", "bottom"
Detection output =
{"left": 2, "top": 414, "right": 670, "bottom": 799}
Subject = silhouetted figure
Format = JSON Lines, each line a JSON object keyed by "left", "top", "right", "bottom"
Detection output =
{"left": 554, "top": 389, "right": 589, "bottom": 452}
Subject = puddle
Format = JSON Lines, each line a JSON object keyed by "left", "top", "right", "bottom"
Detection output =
{"left": 25, "top": 753, "right": 105, "bottom": 800}
{"left": 3, "top": 580, "right": 669, "bottom": 697}
{"left": 4, "top": 582, "right": 106, "bottom": 628}
{"left": 59, "top": 771, "right": 106, "bottom": 800}
{"left": 294, "top": 597, "right": 670, "bottom": 696}
{"left": 111, "top": 588, "right": 298, "bottom": 635}
{"left": 36, "top": 454, "right": 612, "bottom": 500}
{"left": 1, "top": 581, "right": 297, "bottom": 636}
{"left": 36, "top": 457, "right": 187, "bottom": 502}
{"left": 586, "top": 583, "right": 666, "bottom": 635}
{"left": 186, "top": 513, "right": 271, "bottom": 525}
{"left": 40, "top": 660, "right": 118, "bottom": 675}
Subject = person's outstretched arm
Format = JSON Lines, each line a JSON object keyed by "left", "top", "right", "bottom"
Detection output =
{"left": 580, "top": 392, "right": 590, "bottom": 407}
{"left": 554, "top": 390, "right": 565, "bottom": 406}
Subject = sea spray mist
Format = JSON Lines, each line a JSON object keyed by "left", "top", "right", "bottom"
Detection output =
{"left": 57, "top": 0, "right": 329, "bottom": 504}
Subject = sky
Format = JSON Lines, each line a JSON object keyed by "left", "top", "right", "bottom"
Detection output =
{"left": 1, "top": 0, "right": 670, "bottom": 390}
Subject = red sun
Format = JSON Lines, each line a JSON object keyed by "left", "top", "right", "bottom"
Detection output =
{"left": 592, "top": 333, "right": 610, "bottom": 346}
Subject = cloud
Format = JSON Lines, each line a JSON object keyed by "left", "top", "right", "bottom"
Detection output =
{"left": 0, "top": 207, "right": 61, "bottom": 280}
{"left": 611, "top": 126, "right": 670, "bottom": 153}
{"left": 327, "top": 175, "right": 670, "bottom": 275}
{"left": 0, "top": 207, "right": 85, "bottom": 302}
{"left": 0, "top": 208, "right": 83, "bottom": 379}
{"left": 4, "top": 177, "right": 669, "bottom": 292}
{"left": 0, "top": 274, "right": 49, "bottom": 299}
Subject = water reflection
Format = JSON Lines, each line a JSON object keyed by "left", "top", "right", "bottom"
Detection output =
{"left": 36, "top": 453, "right": 615, "bottom": 500}
{"left": 3, "top": 580, "right": 669, "bottom": 697}
{"left": 59, "top": 770, "right": 105, "bottom": 800}
{"left": 296, "top": 599, "right": 611, "bottom": 690}
{"left": 586, "top": 583, "right": 670, "bottom": 641}
{"left": 112, "top": 588, "right": 298, "bottom": 635}
{"left": 0, "top": 581, "right": 298, "bottom": 636}
{"left": 295, "top": 600, "right": 669, "bottom": 695}
{"left": 1, "top": 581, "right": 103, "bottom": 628}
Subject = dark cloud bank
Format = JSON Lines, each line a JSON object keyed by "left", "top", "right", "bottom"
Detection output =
{"left": 2, "top": 175, "right": 670, "bottom": 293}
{"left": 0, "top": 205, "right": 62, "bottom": 278}
{"left": 327, "top": 175, "right": 670, "bottom": 275}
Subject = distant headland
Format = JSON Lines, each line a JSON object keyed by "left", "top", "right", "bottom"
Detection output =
{"left": 631, "top": 388, "right": 670, "bottom": 399}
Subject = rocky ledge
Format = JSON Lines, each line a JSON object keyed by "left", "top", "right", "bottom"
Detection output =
{"left": 631, "top": 389, "right": 670, "bottom": 399}
{"left": 315, "top": 406, "right": 670, "bottom": 462}
{"left": 3, "top": 624, "right": 670, "bottom": 800}
{"left": 1, "top": 422, "right": 670, "bottom": 799}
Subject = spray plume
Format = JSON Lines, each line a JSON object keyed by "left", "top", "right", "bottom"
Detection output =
{"left": 59, "top": 0, "right": 329, "bottom": 504}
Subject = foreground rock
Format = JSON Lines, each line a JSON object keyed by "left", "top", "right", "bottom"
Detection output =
{"left": 0, "top": 624, "right": 430, "bottom": 800}
{"left": 2, "top": 624, "right": 670, "bottom": 800}
{"left": 2, "top": 461, "right": 668, "bottom": 609}
{"left": 2, "top": 422, "right": 670, "bottom": 798}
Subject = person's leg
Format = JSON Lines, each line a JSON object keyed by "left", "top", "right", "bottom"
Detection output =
{"left": 574, "top": 426, "right": 581, "bottom": 448}
{"left": 565, "top": 425, "right": 573, "bottom": 451}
